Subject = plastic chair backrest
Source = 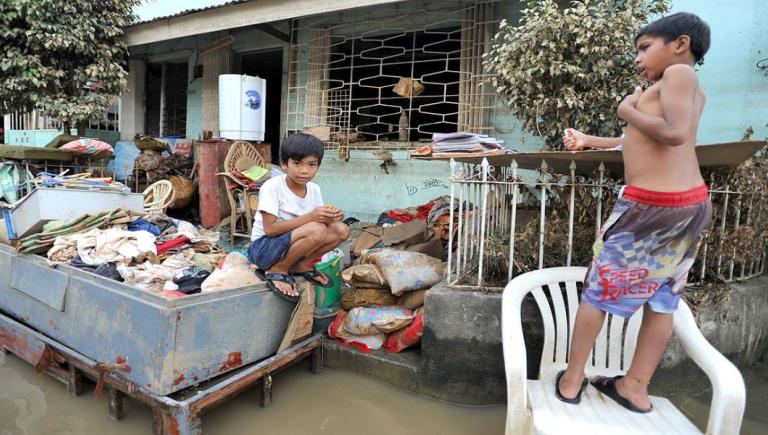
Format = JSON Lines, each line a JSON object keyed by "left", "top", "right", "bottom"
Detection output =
{"left": 143, "top": 180, "right": 175, "bottom": 212}
{"left": 507, "top": 267, "right": 643, "bottom": 378}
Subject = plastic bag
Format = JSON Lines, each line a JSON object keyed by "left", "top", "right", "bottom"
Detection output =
{"left": 360, "top": 249, "right": 445, "bottom": 295}
{"left": 341, "top": 264, "right": 387, "bottom": 287}
{"left": 341, "top": 306, "right": 414, "bottom": 335}
{"left": 328, "top": 310, "right": 386, "bottom": 352}
{"left": 201, "top": 252, "right": 262, "bottom": 292}
{"left": 383, "top": 307, "right": 424, "bottom": 353}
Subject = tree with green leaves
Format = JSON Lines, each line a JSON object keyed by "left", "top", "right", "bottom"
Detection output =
{"left": 485, "top": 0, "right": 670, "bottom": 150}
{"left": 0, "top": 0, "right": 140, "bottom": 134}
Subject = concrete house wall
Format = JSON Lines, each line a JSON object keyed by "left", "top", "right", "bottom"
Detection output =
{"left": 123, "top": 0, "right": 768, "bottom": 221}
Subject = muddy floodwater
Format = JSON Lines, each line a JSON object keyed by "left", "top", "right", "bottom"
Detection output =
{"left": 1, "top": 352, "right": 766, "bottom": 434}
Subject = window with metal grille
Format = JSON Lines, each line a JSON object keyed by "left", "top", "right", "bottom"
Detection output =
{"left": 286, "top": 0, "right": 499, "bottom": 152}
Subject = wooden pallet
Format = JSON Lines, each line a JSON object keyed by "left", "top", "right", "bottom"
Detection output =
{"left": 1, "top": 309, "right": 323, "bottom": 435}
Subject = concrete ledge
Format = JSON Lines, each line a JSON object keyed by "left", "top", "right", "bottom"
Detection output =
{"left": 664, "top": 274, "right": 768, "bottom": 369}
{"left": 323, "top": 340, "right": 421, "bottom": 393}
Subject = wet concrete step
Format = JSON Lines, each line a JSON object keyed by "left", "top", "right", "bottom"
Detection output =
{"left": 323, "top": 340, "right": 422, "bottom": 394}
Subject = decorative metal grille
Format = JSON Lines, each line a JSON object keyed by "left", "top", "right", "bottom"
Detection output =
{"left": 286, "top": 0, "right": 500, "bottom": 151}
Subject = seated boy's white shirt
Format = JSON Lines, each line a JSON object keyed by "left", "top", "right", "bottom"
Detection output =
{"left": 251, "top": 174, "right": 324, "bottom": 241}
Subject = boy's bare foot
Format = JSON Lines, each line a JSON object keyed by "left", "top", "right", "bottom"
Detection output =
{"left": 613, "top": 376, "right": 652, "bottom": 410}
{"left": 264, "top": 270, "right": 298, "bottom": 296}
{"left": 591, "top": 375, "right": 652, "bottom": 413}
{"left": 290, "top": 261, "right": 331, "bottom": 286}
{"left": 558, "top": 370, "right": 586, "bottom": 400}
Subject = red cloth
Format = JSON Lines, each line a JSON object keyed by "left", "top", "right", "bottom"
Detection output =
{"left": 383, "top": 309, "right": 424, "bottom": 353}
{"left": 387, "top": 201, "right": 434, "bottom": 222}
{"left": 160, "top": 290, "right": 188, "bottom": 299}
{"left": 155, "top": 235, "right": 191, "bottom": 255}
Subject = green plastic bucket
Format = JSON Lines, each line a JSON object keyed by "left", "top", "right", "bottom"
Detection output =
{"left": 314, "top": 255, "right": 342, "bottom": 308}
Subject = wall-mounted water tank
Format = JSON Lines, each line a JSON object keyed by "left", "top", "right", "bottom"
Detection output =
{"left": 218, "top": 74, "right": 266, "bottom": 141}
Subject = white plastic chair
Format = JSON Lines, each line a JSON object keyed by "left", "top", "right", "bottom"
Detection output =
{"left": 143, "top": 180, "right": 176, "bottom": 213}
{"left": 502, "top": 267, "right": 745, "bottom": 435}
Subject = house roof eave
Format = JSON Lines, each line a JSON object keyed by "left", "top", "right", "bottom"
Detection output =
{"left": 127, "top": 0, "right": 409, "bottom": 47}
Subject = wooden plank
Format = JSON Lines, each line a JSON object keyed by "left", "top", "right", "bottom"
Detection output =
{"left": 108, "top": 387, "right": 125, "bottom": 421}
{"left": 260, "top": 373, "right": 273, "bottom": 407}
{"left": 311, "top": 343, "right": 323, "bottom": 374}
{"left": 277, "top": 280, "right": 315, "bottom": 353}
{"left": 66, "top": 364, "right": 84, "bottom": 397}
{"left": 189, "top": 337, "right": 319, "bottom": 414}
{"left": 426, "top": 140, "right": 765, "bottom": 176}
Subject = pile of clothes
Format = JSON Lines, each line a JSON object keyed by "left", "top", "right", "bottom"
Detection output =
{"left": 36, "top": 209, "right": 250, "bottom": 297}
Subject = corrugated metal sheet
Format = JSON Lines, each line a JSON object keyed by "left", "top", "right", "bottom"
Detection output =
{"left": 133, "top": 0, "right": 249, "bottom": 26}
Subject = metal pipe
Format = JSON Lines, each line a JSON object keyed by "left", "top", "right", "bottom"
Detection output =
{"left": 447, "top": 158, "right": 457, "bottom": 283}
{"left": 477, "top": 158, "right": 490, "bottom": 285}
{"left": 507, "top": 160, "right": 519, "bottom": 281}
{"left": 567, "top": 160, "right": 576, "bottom": 266}
{"left": 716, "top": 184, "right": 729, "bottom": 277}
{"left": 538, "top": 160, "right": 548, "bottom": 270}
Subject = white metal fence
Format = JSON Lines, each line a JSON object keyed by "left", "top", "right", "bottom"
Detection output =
{"left": 446, "top": 157, "right": 766, "bottom": 290}
{"left": 3, "top": 100, "right": 121, "bottom": 134}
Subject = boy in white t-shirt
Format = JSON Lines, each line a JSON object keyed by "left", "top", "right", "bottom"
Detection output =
{"left": 249, "top": 133, "right": 349, "bottom": 301}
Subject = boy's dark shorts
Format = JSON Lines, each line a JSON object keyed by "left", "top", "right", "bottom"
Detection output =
{"left": 582, "top": 185, "right": 712, "bottom": 318}
{"left": 248, "top": 231, "right": 293, "bottom": 270}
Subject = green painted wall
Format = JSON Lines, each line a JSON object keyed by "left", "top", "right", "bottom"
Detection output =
{"left": 120, "top": 0, "right": 767, "bottom": 222}
{"left": 672, "top": 0, "right": 767, "bottom": 143}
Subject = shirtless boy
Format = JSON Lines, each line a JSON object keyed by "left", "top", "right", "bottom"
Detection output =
{"left": 556, "top": 12, "right": 712, "bottom": 413}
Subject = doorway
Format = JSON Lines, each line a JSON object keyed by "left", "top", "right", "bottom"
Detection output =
{"left": 239, "top": 49, "right": 283, "bottom": 164}
{"left": 145, "top": 62, "right": 188, "bottom": 138}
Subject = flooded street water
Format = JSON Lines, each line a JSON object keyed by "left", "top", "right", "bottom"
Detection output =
{"left": 1, "top": 350, "right": 766, "bottom": 435}
{"left": 0, "top": 352, "right": 504, "bottom": 435}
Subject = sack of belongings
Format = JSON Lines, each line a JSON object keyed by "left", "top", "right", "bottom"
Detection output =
{"left": 383, "top": 307, "right": 424, "bottom": 353}
{"left": 359, "top": 248, "right": 445, "bottom": 296}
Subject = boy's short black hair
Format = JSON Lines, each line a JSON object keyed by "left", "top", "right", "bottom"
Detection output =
{"left": 280, "top": 133, "right": 325, "bottom": 165}
{"left": 636, "top": 12, "right": 711, "bottom": 65}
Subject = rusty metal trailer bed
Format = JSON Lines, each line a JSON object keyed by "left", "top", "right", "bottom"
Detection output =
{"left": 0, "top": 312, "right": 323, "bottom": 435}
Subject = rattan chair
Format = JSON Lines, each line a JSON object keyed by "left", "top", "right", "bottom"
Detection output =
{"left": 143, "top": 180, "right": 176, "bottom": 214}
{"left": 216, "top": 141, "right": 266, "bottom": 244}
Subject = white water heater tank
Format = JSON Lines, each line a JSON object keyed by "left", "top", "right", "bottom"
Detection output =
{"left": 218, "top": 74, "right": 266, "bottom": 141}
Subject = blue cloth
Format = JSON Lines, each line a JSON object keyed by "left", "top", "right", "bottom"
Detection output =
{"left": 248, "top": 231, "right": 292, "bottom": 270}
{"left": 127, "top": 218, "right": 161, "bottom": 236}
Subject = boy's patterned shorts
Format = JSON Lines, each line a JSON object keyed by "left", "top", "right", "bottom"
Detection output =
{"left": 581, "top": 185, "right": 712, "bottom": 318}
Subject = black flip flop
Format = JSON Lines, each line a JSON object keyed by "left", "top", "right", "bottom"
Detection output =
{"left": 591, "top": 375, "right": 653, "bottom": 413}
{"left": 257, "top": 270, "right": 301, "bottom": 303}
{"left": 555, "top": 370, "right": 588, "bottom": 405}
{"left": 294, "top": 268, "right": 334, "bottom": 288}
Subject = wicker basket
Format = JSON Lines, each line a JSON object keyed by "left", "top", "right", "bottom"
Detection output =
{"left": 168, "top": 175, "right": 196, "bottom": 209}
